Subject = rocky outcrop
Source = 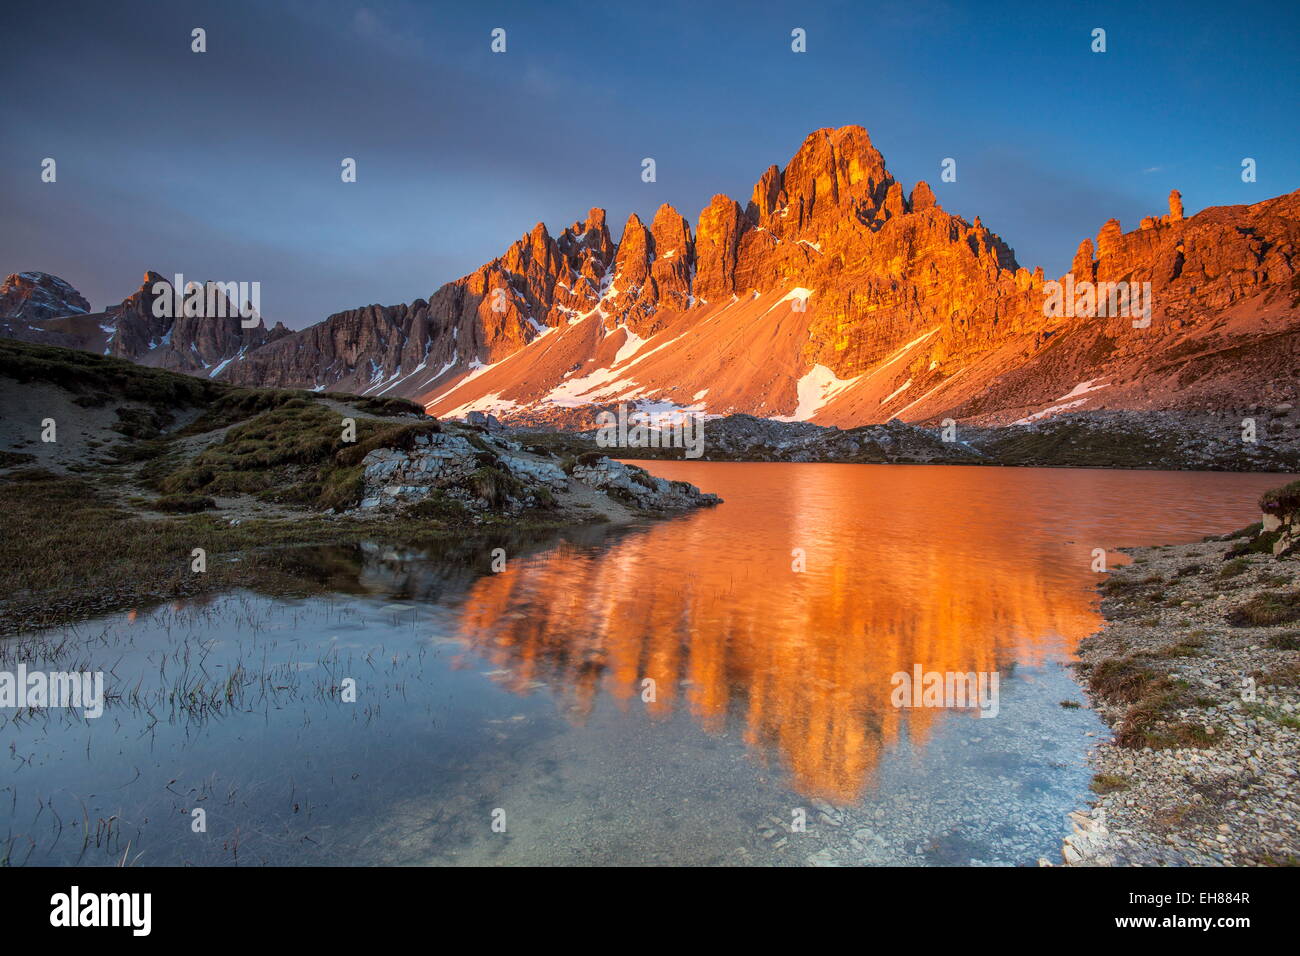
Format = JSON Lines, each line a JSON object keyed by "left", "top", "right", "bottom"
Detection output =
{"left": 1168, "top": 189, "right": 1184, "bottom": 222}
{"left": 694, "top": 195, "right": 751, "bottom": 300}
{"left": 465, "top": 410, "right": 501, "bottom": 430}
{"left": 358, "top": 425, "right": 720, "bottom": 515}
{"left": 361, "top": 431, "right": 514, "bottom": 509}
{"left": 1259, "top": 478, "right": 1300, "bottom": 556}
{"left": 569, "top": 456, "right": 722, "bottom": 509}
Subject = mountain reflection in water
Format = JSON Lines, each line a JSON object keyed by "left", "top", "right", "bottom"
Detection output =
{"left": 442, "top": 462, "right": 1283, "bottom": 801}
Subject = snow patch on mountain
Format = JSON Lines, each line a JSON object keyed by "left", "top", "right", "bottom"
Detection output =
{"left": 773, "top": 365, "right": 861, "bottom": 422}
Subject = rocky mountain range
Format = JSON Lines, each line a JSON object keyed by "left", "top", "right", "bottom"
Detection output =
{"left": 0, "top": 270, "right": 289, "bottom": 377}
{"left": 3, "top": 125, "right": 1296, "bottom": 426}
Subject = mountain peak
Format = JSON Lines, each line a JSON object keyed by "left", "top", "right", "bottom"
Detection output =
{"left": 749, "top": 123, "right": 893, "bottom": 238}
{"left": 621, "top": 211, "right": 646, "bottom": 236}
{"left": 0, "top": 272, "right": 91, "bottom": 322}
{"left": 909, "top": 181, "right": 938, "bottom": 212}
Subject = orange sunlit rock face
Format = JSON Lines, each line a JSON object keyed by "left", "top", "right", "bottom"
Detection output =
{"left": 183, "top": 124, "right": 1299, "bottom": 426}
{"left": 453, "top": 464, "right": 1103, "bottom": 802}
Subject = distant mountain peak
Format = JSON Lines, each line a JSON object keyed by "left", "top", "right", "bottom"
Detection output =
{"left": 0, "top": 269, "right": 288, "bottom": 378}
{"left": 0, "top": 272, "right": 90, "bottom": 322}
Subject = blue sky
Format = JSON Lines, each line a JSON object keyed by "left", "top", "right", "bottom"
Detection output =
{"left": 1, "top": 0, "right": 1296, "bottom": 328}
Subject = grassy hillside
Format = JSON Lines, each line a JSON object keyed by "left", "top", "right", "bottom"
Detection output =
{"left": 0, "top": 340, "right": 601, "bottom": 632}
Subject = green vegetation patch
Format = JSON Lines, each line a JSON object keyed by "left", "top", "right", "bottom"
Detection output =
{"left": 0, "top": 450, "right": 37, "bottom": 468}
{"left": 334, "top": 420, "right": 443, "bottom": 467}
{"left": 1090, "top": 774, "right": 1131, "bottom": 794}
{"left": 1228, "top": 529, "right": 1282, "bottom": 558}
{"left": 1224, "top": 521, "right": 1264, "bottom": 541}
{"left": 1260, "top": 479, "right": 1300, "bottom": 518}
{"left": 979, "top": 420, "right": 1183, "bottom": 468}
{"left": 1086, "top": 656, "right": 1215, "bottom": 749}
{"left": 468, "top": 465, "right": 525, "bottom": 508}
{"left": 1146, "top": 633, "right": 1209, "bottom": 658}
{"left": 0, "top": 467, "right": 332, "bottom": 628}
{"left": 1227, "top": 590, "right": 1300, "bottom": 627}
{"left": 1267, "top": 631, "right": 1300, "bottom": 651}
{"left": 1100, "top": 573, "right": 1148, "bottom": 596}
{"left": 154, "top": 494, "right": 217, "bottom": 513}
{"left": 0, "top": 338, "right": 222, "bottom": 408}
{"left": 177, "top": 387, "right": 320, "bottom": 435}
{"left": 1087, "top": 656, "right": 1163, "bottom": 704}
{"left": 348, "top": 395, "right": 426, "bottom": 417}
{"left": 1217, "top": 557, "right": 1252, "bottom": 579}
{"left": 112, "top": 405, "right": 174, "bottom": 440}
{"left": 150, "top": 401, "right": 442, "bottom": 511}
{"left": 158, "top": 401, "right": 342, "bottom": 496}
{"left": 406, "top": 490, "right": 472, "bottom": 525}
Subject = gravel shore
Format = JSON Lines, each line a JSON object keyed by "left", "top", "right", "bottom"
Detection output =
{"left": 1056, "top": 531, "right": 1299, "bottom": 866}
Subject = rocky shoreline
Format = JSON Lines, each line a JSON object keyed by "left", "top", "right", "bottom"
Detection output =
{"left": 1056, "top": 501, "right": 1300, "bottom": 866}
{"left": 0, "top": 339, "right": 721, "bottom": 637}
{"left": 507, "top": 405, "right": 1300, "bottom": 472}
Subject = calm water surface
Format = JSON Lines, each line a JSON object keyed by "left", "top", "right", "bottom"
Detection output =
{"left": 1, "top": 464, "right": 1289, "bottom": 866}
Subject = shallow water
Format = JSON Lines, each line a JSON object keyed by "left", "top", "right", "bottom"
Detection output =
{"left": 0, "top": 464, "right": 1289, "bottom": 866}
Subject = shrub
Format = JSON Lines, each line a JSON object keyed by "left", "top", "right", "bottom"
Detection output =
{"left": 1267, "top": 631, "right": 1300, "bottom": 651}
{"left": 0, "top": 451, "right": 36, "bottom": 468}
{"left": 153, "top": 494, "right": 217, "bottom": 513}
{"left": 407, "top": 491, "right": 471, "bottom": 523}
{"left": 334, "top": 421, "right": 442, "bottom": 468}
{"left": 468, "top": 466, "right": 524, "bottom": 508}
{"left": 1227, "top": 591, "right": 1300, "bottom": 627}
{"left": 1090, "top": 774, "right": 1131, "bottom": 794}
{"left": 1228, "top": 530, "right": 1281, "bottom": 558}
{"left": 351, "top": 396, "right": 427, "bottom": 417}
{"left": 1260, "top": 480, "right": 1300, "bottom": 517}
